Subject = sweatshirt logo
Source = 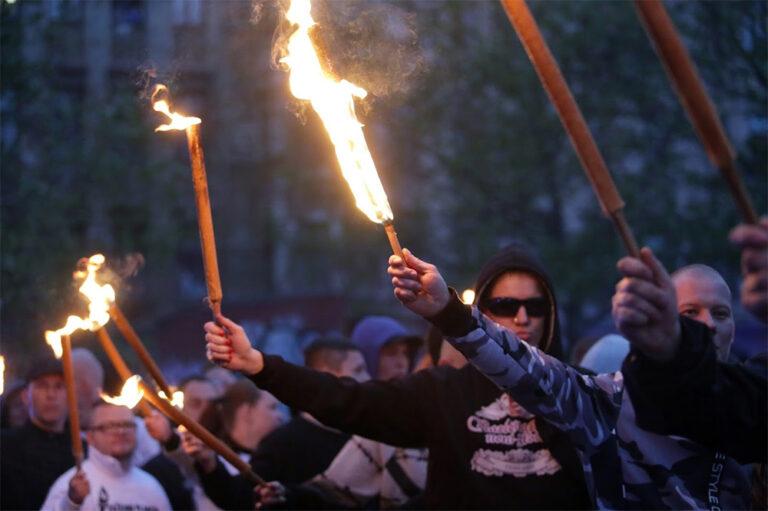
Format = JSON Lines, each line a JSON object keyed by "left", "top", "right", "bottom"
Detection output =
{"left": 96, "top": 485, "right": 160, "bottom": 511}
{"left": 468, "top": 395, "right": 561, "bottom": 477}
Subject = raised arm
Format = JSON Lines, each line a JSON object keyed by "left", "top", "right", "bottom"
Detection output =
{"left": 614, "top": 248, "right": 767, "bottom": 464}
{"left": 388, "top": 250, "right": 622, "bottom": 452}
{"left": 204, "top": 316, "right": 429, "bottom": 447}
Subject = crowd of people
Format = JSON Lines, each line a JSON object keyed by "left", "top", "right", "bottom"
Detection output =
{"left": 0, "top": 219, "right": 765, "bottom": 510}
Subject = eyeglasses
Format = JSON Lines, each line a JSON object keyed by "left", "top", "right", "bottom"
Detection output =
{"left": 482, "top": 297, "right": 548, "bottom": 318}
{"left": 90, "top": 421, "right": 137, "bottom": 433}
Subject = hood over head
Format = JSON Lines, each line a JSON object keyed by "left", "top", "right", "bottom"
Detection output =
{"left": 350, "top": 316, "right": 421, "bottom": 378}
{"left": 473, "top": 242, "right": 564, "bottom": 360}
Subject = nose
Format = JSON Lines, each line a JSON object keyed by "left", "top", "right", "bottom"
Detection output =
{"left": 514, "top": 306, "right": 530, "bottom": 325}
{"left": 699, "top": 310, "right": 716, "bottom": 330}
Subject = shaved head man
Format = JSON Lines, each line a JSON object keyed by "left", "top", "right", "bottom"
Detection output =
{"left": 671, "top": 264, "right": 735, "bottom": 362}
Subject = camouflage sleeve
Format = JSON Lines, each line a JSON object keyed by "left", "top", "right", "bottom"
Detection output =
{"left": 447, "top": 306, "right": 624, "bottom": 453}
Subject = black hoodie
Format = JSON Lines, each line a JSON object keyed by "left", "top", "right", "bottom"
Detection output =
{"left": 244, "top": 245, "right": 591, "bottom": 509}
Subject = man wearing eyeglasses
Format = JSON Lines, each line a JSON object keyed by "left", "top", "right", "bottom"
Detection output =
{"left": 203, "top": 244, "right": 592, "bottom": 509}
{"left": 41, "top": 402, "right": 171, "bottom": 511}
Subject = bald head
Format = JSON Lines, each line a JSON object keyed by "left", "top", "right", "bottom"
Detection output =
{"left": 672, "top": 264, "right": 734, "bottom": 362}
{"left": 672, "top": 265, "right": 731, "bottom": 297}
{"left": 71, "top": 348, "right": 104, "bottom": 427}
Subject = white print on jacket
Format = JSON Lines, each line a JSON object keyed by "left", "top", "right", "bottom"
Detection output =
{"left": 467, "top": 394, "right": 562, "bottom": 477}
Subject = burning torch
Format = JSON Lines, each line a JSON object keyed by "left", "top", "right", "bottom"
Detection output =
{"left": 280, "top": 0, "right": 404, "bottom": 258}
{"left": 152, "top": 85, "right": 225, "bottom": 315}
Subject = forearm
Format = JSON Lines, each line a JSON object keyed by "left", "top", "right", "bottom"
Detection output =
{"left": 623, "top": 316, "right": 767, "bottom": 463}
{"left": 431, "top": 293, "right": 620, "bottom": 450}
{"left": 197, "top": 458, "right": 254, "bottom": 510}
{"left": 250, "top": 356, "right": 426, "bottom": 446}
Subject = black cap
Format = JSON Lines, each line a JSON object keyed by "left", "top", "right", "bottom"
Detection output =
{"left": 25, "top": 356, "right": 64, "bottom": 383}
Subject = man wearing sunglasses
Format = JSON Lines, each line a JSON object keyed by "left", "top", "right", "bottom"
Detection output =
{"left": 387, "top": 247, "right": 752, "bottom": 509}
{"left": 204, "top": 244, "right": 591, "bottom": 509}
{"left": 41, "top": 402, "right": 171, "bottom": 511}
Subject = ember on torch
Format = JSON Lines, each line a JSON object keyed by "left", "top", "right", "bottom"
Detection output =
{"left": 499, "top": 0, "right": 640, "bottom": 257}
{"left": 152, "top": 85, "right": 224, "bottom": 315}
{"left": 280, "top": 0, "right": 404, "bottom": 259}
{"left": 633, "top": 0, "right": 758, "bottom": 224}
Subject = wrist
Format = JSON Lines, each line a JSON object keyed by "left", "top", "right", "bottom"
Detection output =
{"left": 428, "top": 288, "right": 474, "bottom": 338}
{"left": 642, "top": 320, "right": 682, "bottom": 363}
{"left": 242, "top": 349, "right": 264, "bottom": 375}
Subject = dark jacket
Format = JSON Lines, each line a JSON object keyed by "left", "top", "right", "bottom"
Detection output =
{"left": 623, "top": 316, "right": 767, "bottom": 465}
{"left": 197, "top": 415, "right": 349, "bottom": 509}
{"left": 141, "top": 452, "right": 195, "bottom": 511}
{"left": 434, "top": 297, "right": 752, "bottom": 509}
{"left": 245, "top": 245, "right": 591, "bottom": 509}
{"left": 0, "top": 420, "right": 83, "bottom": 510}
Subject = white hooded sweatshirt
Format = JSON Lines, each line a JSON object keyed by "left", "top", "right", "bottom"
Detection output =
{"left": 40, "top": 446, "right": 171, "bottom": 511}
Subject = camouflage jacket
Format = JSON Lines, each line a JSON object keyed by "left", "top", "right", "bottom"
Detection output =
{"left": 442, "top": 305, "right": 751, "bottom": 510}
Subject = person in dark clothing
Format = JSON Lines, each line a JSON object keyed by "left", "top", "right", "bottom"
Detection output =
{"left": 141, "top": 450, "right": 196, "bottom": 510}
{"left": 614, "top": 251, "right": 767, "bottom": 466}
{"left": 0, "top": 356, "right": 84, "bottom": 511}
{"left": 388, "top": 246, "right": 752, "bottom": 508}
{"left": 195, "top": 339, "right": 365, "bottom": 509}
{"left": 204, "top": 245, "right": 592, "bottom": 510}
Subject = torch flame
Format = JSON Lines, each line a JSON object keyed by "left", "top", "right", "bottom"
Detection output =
{"left": 159, "top": 389, "right": 184, "bottom": 409}
{"left": 44, "top": 254, "right": 116, "bottom": 359}
{"left": 461, "top": 289, "right": 476, "bottom": 305}
{"left": 0, "top": 356, "right": 5, "bottom": 395}
{"left": 281, "top": 0, "right": 393, "bottom": 224}
{"left": 152, "top": 85, "right": 201, "bottom": 132}
{"left": 101, "top": 375, "right": 144, "bottom": 409}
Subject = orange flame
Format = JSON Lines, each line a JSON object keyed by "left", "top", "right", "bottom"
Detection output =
{"left": 101, "top": 375, "right": 145, "bottom": 409}
{"left": 461, "top": 289, "right": 476, "bottom": 305}
{"left": 159, "top": 389, "right": 184, "bottom": 409}
{"left": 152, "top": 85, "right": 201, "bottom": 132}
{"left": 281, "top": 0, "right": 393, "bottom": 224}
{"left": 44, "top": 254, "right": 115, "bottom": 359}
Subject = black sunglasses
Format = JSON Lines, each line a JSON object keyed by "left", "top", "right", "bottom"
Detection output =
{"left": 483, "top": 297, "right": 548, "bottom": 318}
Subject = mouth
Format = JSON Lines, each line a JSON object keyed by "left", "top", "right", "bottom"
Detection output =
{"left": 514, "top": 331, "right": 530, "bottom": 341}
